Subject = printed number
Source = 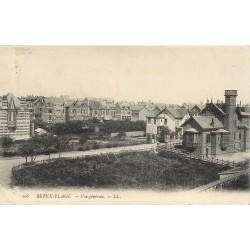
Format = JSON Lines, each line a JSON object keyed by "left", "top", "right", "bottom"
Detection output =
{"left": 22, "top": 194, "right": 29, "bottom": 198}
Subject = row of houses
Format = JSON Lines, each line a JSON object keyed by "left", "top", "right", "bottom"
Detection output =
{"left": 26, "top": 95, "right": 193, "bottom": 124}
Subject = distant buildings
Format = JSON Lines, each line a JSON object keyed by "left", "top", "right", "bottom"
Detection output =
{"left": 0, "top": 93, "right": 34, "bottom": 140}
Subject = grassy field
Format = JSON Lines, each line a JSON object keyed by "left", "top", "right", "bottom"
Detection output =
{"left": 12, "top": 150, "right": 232, "bottom": 190}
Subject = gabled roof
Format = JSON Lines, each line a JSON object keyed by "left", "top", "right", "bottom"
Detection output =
{"left": 2, "top": 93, "right": 21, "bottom": 109}
{"left": 193, "top": 116, "right": 224, "bottom": 130}
{"left": 191, "top": 104, "right": 206, "bottom": 111}
{"left": 182, "top": 115, "right": 224, "bottom": 130}
{"left": 200, "top": 102, "right": 226, "bottom": 116}
{"left": 176, "top": 108, "right": 189, "bottom": 119}
{"left": 157, "top": 107, "right": 182, "bottom": 119}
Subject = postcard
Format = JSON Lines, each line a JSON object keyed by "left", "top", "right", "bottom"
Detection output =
{"left": 0, "top": 46, "right": 249, "bottom": 204}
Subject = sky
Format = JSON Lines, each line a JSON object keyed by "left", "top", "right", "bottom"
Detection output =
{"left": 0, "top": 46, "right": 249, "bottom": 105}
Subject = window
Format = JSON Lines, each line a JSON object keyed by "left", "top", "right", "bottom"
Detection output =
{"left": 164, "top": 119, "right": 167, "bottom": 125}
{"left": 148, "top": 118, "right": 151, "bottom": 124}
{"left": 95, "top": 111, "right": 98, "bottom": 115}
{"left": 234, "top": 132, "right": 236, "bottom": 139}
{"left": 73, "top": 109, "right": 76, "bottom": 114}
{"left": 154, "top": 119, "right": 156, "bottom": 125}
{"left": 49, "top": 109, "right": 52, "bottom": 113}
{"left": 206, "top": 134, "right": 211, "bottom": 143}
{"left": 239, "top": 132, "right": 241, "bottom": 139}
{"left": 106, "top": 110, "right": 109, "bottom": 115}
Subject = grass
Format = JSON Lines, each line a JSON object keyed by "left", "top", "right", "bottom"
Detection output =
{"left": 12, "top": 150, "right": 232, "bottom": 190}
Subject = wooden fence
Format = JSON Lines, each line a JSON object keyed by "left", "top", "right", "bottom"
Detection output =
{"left": 158, "top": 142, "right": 237, "bottom": 168}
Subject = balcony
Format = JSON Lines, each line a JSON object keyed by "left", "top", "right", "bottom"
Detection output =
{"left": 186, "top": 142, "right": 198, "bottom": 148}
{"left": 7, "top": 121, "right": 17, "bottom": 130}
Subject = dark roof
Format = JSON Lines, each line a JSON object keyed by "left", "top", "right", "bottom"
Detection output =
{"left": 176, "top": 108, "right": 188, "bottom": 119}
{"left": 182, "top": 116, "right": 224, "bottom": 130}
{"left": 200, "top": 102, "right": 226, "bottom": 116}
{"left": 192, "top": 116, "right": 224, "bottom": 130}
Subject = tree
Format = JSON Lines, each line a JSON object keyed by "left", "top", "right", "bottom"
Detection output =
{"left": 158, "top": 126, "right": 172, "bottom": 143}
{"left": 40, "top": 134, "right": 57, "bottom": 159}
{"left": 79, "top": 134, "right": 89, "bottom": 145}
{"left": 18, "top": 140, "right": 36, "bottom": 163}
{"left": 55, "top": 136, "right": 68, "bottom": 157}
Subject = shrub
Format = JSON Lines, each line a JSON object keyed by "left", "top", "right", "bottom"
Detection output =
{"left": 2, "top": 150, "right": 18, "bottom": 157}
{"left": 0, "top": 136, "right": 14, "bottom": 147}
{"left": 92, "top": 143, "right": 100, "bottom": 149}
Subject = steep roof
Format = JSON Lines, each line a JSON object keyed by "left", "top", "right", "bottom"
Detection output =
{"left": 182, "top": 115, "right": 224, "bottom": 131}
{"left": 156, "top": 107, "right": 182, "bottom": 119}
{"left": 2, "top": 93, "right": 21, "bottom": 109}
{"left": 192, "top": 116, "right": 224, "bottom": 130}
{"left": 176, "top": 108, "right": 188, "bottom": 119}
{"left": 200, "top": 102, "right": 226, "bottom": 116}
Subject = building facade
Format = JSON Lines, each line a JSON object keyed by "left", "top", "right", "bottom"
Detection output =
{"left": 0, "top": 93, "right": 34, "bottom": 140}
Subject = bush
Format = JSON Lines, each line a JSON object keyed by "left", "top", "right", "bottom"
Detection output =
{"left": 2, "top": 150, "right": 18, "bottom": 157}
{"left": 79, "top": 134, "right": 89, "bottom": 145}
{"left": 0, "top": 136, "right": 14, "bottom": 147}
{"left": 92, "top": 143, "right": 100, "bottom": 149}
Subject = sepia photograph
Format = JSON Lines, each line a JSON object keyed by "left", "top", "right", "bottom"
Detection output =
{"left": 0, "top": 46, "right": 249, "bottom": 204}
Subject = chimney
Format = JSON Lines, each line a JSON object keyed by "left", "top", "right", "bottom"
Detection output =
{"left": 211, "top": 117, "right": 214, "bottom": 128}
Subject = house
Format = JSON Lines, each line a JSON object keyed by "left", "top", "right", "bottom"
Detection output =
{"left": 146, "top": 107, "right": 183, "bottom": 139}
{"left": 115, "top": 102, "right": 132, "bottom": 120}
{"left": 89, "top": 100, "right": 106, "bottom": 121}
{"left": 130, "top": 105, "right": 149, "bottom": 121}
{"left": 0, "top": 93, "right": 34, "bottom": 140}
{"left": 182, "top": 90, "right": 249, "bottom": 156}
{"left": 65, "top": 99, "right": 90, "bottom": 121}
{"left": 41, "top": 97, "right": 66, "bottom": 123}
{"left": 181, "top": 116, "right": 225, "bottom": 156}
{"left": 131, "top": 105, "right": 141, "bottom": 121}
{"left": 176, "top": 108, "right": 191, "bottom": 136}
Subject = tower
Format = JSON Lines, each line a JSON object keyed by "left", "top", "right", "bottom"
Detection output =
{"left": 224, "top": 90, "right": 237, "bottom": 152}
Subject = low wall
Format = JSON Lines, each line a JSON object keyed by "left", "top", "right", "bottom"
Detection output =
{"left": 110, "top": 131, "right": 145, "bottom": 138}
